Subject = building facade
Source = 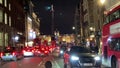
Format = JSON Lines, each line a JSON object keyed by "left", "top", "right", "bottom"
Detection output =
{"left": 24, "top": 0, "right": 40, "bottom": 46}
{"left": 0, "top": 0, "right": 40, "bottom": 49}
{"left": 0, "top": 0, "right": 26, "bottom": 51}
{"left": 79, "top": 0, "right": 102, "bottom": 47}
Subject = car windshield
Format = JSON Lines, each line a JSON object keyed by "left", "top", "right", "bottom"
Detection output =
{"left": 70, "top": 46, "right": 91, "bottom": 53}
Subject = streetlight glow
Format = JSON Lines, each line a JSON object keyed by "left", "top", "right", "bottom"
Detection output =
{"left": 72, "top": 26, "right": 75, "bottom": 30}
{"left": 100, "top": 0, "right": 105, "bottom": 4}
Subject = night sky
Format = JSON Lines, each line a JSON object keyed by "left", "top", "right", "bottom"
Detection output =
{"left": 32, "top": 0, "right": 80, "bottom": 35}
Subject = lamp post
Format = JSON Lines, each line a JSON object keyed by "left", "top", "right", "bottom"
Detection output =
{"left": 45, "top": 4, "right": 54, "bottom": 35}
{"left": 96, "top": 0, "right": 105, "bottom": 54}
{"left": 100, "top": 0, "right": 105, "bottom": 27}
{"left": 72, "top": 26, "right": 77, "bottom": 45}
{"left": 51, "top": 4, "right": 54, "bottom": 35}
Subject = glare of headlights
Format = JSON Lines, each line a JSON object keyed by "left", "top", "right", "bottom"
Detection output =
{"left": 71, "top": 56, "right": 79, "bottom": 60}
{"left": 94, "top": 56, "right": 100, "bottom": 60}
{"left": 60, "top": 50, "right": 63, "bottom": 54}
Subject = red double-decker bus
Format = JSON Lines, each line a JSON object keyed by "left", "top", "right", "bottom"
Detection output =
{"left": 102, "top": 4, "right": 120, "bottom": 68}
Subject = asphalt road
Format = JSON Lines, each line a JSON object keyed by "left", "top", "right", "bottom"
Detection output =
{"left": 0, "top": 52, "right": 109, "bottom": 68}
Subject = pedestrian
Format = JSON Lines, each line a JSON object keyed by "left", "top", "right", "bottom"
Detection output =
{"left": 45, "top": 61, "right": 52, "bottom": 68}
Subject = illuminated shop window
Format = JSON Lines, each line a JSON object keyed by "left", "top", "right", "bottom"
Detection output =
{"left": 5, "top": 13, "right": 7, "bottom": 24}
{"left": 0, "top": 10, "right": 3, "bottom": 22}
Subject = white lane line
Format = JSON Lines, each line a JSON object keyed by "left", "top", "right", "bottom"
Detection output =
{"left": 38, "top": 61, "right": 43, "bottom": 66}
{"left": 53, "top": 61, "right": 60, "bottom": 68}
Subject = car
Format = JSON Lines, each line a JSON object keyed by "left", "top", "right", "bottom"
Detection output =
{"left": 23, "top": 47, "right": 34, "bottom": 57}
{"left": 0, "top": 46, "right": 23, "bottom": 61}
{"left": 63, "top": 46, "right": 101, "bottom": 68}
{"left": 34, "top": 46, "right": 41, "bottom": 56}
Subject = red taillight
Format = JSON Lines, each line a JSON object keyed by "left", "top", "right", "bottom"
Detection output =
{"left": 41, "top": 48, "right": 44, "bottom": 50}
{"left": 32, "top": 50, "right": 34, "bottom": 53}
{"left": 0, "top": 52, "right": 3, "bottom": 57}
{"left": 23, "top": 50, "right": 26, "bottom": 53}
{"left": 38, "top": 51, "right": 40, "bottom": 53}
{"left": 12, "top": 52, "right": 16, "bottom": 56}
{"left": 44, "top": 51, "right": 47, "bottom": 53}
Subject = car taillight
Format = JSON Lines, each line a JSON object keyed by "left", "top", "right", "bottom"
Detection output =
{"left": 44, "top": 51, "right": 48, "bottom": 53}
{"left": 38, "top": 51, "right": 40, "bottom": 53}
{"left": 32, "top": 50, "right": 34, "bottom": 52}
{"left": 12, "top": 52, "right": 16, "bottom": 56}
{"left": 0, "top": 52, "right": 3, "bottom": 57}
{"left": 23, "top": 50, "right": 26, "bottom": 53}
{"left": 41, "top": 48, "right": 44, "bottom": 50}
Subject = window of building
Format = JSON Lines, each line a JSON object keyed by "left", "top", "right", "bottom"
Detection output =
{"left": 5, "top": 33, "right": 8, "bottom": 46}
{"left": 0, "top": 10, "right": 3, "bottom": 22}
{"left": 4, "top": 0, "right": 7, "bottom": 7}
{"left": 5, "top": 13, "right": 7, "bottom": 24}
{"left": 108, "top": 38, "right": 120, "bottom": 51}
{"left": 9, "top": 3, "right": 11, "bottom": 10}
{"left": 0, "top": 32, "right": 3, "bottom": 46}
{"left": 9, "top": 16, "right": 11, "bottom": 26}
{"left": 0, "top": 0, "right": 2, "bottom": 4}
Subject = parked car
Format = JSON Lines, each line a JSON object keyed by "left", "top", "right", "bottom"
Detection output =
{"left": 63, "top": 46, "right": 101, "bottom": 68}
{"left": 0, "top": 46, "right": 23, "bottom": 61}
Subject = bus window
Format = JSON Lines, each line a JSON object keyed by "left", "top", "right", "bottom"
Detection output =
{"left": 109, "top": 10, "right": 120, "bottom": 22}
{"left": 105, "top": 16, "right": 110, "bottom": 24}
{"left": 108, "top": 38, "right": 120, "bottom": 51}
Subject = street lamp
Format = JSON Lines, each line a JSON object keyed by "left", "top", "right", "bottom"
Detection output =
{"left": 72, "top": 26, "right": 75, "bottom": 30}
{"left": 100, "top": 0, "right": 105, "bottom": 5}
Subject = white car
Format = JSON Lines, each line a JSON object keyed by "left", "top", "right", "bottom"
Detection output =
{"left": 23, "top": 48, "right": 34, "bottom": 57}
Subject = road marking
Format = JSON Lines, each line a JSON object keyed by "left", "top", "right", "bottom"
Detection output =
{"left": 38, "top": 61, "right": 43, "bottom": 66}
{"left": 54, "top": 61, "right": 60, "bottom": 68}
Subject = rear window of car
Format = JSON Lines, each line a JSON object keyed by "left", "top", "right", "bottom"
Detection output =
{"left": 70, "top": 46, "right": 90, "bottom": 53}
{"left": 4, "top": 47, "right": 15, "bottom": 53}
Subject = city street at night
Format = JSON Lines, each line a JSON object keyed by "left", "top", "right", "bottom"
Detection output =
{"left": 0, "top": 0, "right": 120, "bottom": 68}
{"left": 0, "top": 52, "right": 108, "bottom": 68}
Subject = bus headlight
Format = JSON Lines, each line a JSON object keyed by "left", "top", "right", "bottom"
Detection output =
{"left": 71, "top": 56, "right": 79, "bottom": 61}
{"left": 94, "top": 56, "right": 100, "bottom": 61}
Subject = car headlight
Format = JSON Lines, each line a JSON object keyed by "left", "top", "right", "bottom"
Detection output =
{"left": 94, "top": 56, "right": 100, "bottom": 61}
{"left": 71, "top": 56, "right": 79, "bottom": 60}
{"left": 60, "top": 50, "right": 63, "bottom": 54}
